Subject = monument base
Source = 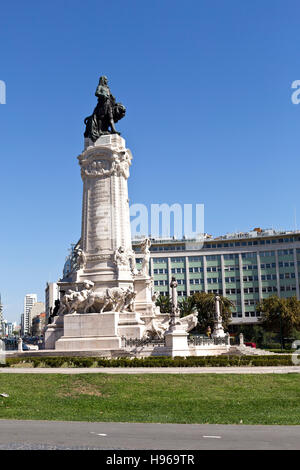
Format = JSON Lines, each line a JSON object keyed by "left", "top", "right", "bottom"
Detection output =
{"left": 117, "top": 311, "right": 145, "bottom": 339}
{"left": 55, "top": 312, "right": 121, "bottom": 351}
{"left": 164, "top": 326, "right": 190, "bottom": 357}
{"left": 211, "top": 320, "right": 226, "bottom": 338}
{"left": 44, "top": 315, "right": 64, "bottom": 349}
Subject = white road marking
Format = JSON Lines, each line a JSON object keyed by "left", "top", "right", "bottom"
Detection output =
{"left": 203, "top": 435, "right": 221, "bottom": 439}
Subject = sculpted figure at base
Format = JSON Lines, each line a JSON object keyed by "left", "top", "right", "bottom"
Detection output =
{"left": 140, "top": 238, "right": 151, "bottom": 276}
{"left": 83, "top": 285, "right": 137, "bottom": 314}
{"left": 114, "top": 246, "right": 130, "bottom": 268}
{"left": 74, "top": 247, "right": 86, "bottom": 270}
{"left": 143, "top": 312, "right": 198, "bottom": 340}
{"left": 84, "top": 76, "right": 126, "bottom": 142}
{"left": 151, "top": 291, "right": 160, "bottom": 315}
{"left": 59, "top": 280, "right": 94, "bottom": 315}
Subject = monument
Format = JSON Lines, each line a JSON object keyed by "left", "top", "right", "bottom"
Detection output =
{"left": 211, "top": 296, "right": 226, "bottom": 338}
{"left": 45, "top": 76, "right": 174, "bottom": 352}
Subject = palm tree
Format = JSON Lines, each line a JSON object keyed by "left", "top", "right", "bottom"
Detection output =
{"left": 155, "top": 294, "right": 172, "bottom": 313}
{"left": 178, "top": 296, "right": 196, "bottom": 317}
{"left": 192, "top": 292, "right": 234, "bottom": 331}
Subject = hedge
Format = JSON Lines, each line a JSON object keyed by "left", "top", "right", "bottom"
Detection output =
{"left": 1, "top": 354, "right": 299, "bottom": 368}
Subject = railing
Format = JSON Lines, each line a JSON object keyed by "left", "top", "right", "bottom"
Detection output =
{"left": 122, "top": 337, "right": 166, "bottom": 348}
{"left": 188, "top": 335, "right": 229, "bottom": 346}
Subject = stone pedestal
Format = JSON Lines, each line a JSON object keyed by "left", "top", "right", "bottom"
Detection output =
{"left": 44, "top": 134, "right": 161, "bottom": 353}
{"left": 117, "top": 311, "right": 145, "bottom": 339}
{"left": 134, "top": 275, "right": 155, "bottom": 318}
{"left": 164, "top": 325, "right": 190, "bottom": 357}
{"left": 44, "top": 315, "right": 64, "bottom": 349}
{"left": 211, "top": 321, "right": 226, "bottom": 339}
{"left": 211, "top": 296, "right": 226, "bottom": 338}
{"left": 55, "top": 312, "right": 121, "bottom": 351}
{"left": 77, "top": 134, "right": 134, "bottom": 291}
{"left": 17, "top": 338, "right": 23, "bottom": 352}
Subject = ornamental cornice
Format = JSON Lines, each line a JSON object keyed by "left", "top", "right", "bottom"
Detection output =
{"left": 79, "top": 150, "right": 132, "bottom": 179}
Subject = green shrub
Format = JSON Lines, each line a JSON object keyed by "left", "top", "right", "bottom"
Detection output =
{"left": 3, "top": 354, "right": 297, "bottom": 368}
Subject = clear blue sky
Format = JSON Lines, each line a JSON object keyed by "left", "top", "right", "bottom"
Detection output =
{"left": 1, "top": 0, "right": 300, "bottom": 322}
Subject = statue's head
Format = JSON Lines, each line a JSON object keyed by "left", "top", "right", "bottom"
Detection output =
{"left": 99, "top": 75, "right": 108, "bottom": 85}
{"left": 83, "top": 280, "right": 94, "bottom": 289}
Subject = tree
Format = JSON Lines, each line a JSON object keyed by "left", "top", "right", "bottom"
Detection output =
{"left": 155, "top": 294, "right": 172, "bottom": 313}
{"left": 257, "top": 295, "right": 300, "bottom": 349}
{"left": 178, "top": 296, "right": 196, "bottom": 317}
{"left": 192, "top": 292, "right": 233, "bottom": 332}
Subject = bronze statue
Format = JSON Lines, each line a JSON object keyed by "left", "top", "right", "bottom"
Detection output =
{"left": 84, "top": 76, "right": 126, "bottom": 141}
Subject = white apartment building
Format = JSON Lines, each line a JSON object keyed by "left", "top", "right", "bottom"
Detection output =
{"left": 23, "top": 294, "right": 37, "bottom": 335}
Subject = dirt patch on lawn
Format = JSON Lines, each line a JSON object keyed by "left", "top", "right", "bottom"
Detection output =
{"left": 57, "top": 379, "right": 105, "bottom": 398}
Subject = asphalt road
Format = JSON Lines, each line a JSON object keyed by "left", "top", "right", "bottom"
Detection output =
{"left": 0, "top": 419, "right": 300, "bottom": 450}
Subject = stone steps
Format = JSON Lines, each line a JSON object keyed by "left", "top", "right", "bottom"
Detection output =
{"left": 223, "top": 346, "right": 275, "bottom": 356}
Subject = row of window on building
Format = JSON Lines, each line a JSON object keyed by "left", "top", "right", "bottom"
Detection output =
{"left": 155, "top": 282, "right": 298, "bottom": 293}
{"left": 154, "top": 273, "right": 296, "bottom": 283}
{"left": 153, "top": 263, "right": 299, "bottom": 275}
{"left": 143, "top": 238, "right": 300, "bottom": 253}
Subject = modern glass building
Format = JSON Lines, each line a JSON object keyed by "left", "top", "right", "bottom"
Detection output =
{"left": 132, "top": 228, "right": 300, "bottom": 324}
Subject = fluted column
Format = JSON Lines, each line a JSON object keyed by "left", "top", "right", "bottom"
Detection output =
{"left": 77, "top": 134, "right": 133, "bottom": 288}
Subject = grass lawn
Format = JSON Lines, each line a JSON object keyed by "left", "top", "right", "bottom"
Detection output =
{"left": 0, "top": 373, "right": 300, "bottom": 425}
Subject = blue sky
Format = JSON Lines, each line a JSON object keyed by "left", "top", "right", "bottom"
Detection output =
{"left": 0, "top": 0, "right": 300, "bottom": 322}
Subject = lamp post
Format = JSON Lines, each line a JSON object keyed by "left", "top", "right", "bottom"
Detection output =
{"left": 169, "top": 277, "right": 180, "bottom": 328}
{"left": 278, "top": 311, "right": 283, "bottom": 351}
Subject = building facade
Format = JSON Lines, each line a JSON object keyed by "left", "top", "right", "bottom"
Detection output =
{"left": 61, "top": 228, "right": 300, "bottom": 325}
{"left": 23, "top": 294, "right": 37, "bottom": 335}
{"left": 132, "top": 228, "right": 300, "bottom": 324}
{"left": 0, "top": 294, "right": 4, "bottom": 336}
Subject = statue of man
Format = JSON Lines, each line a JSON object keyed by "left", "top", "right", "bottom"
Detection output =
{"left": 84, "top": 76, "right": 126, "bottom": 141}
{"left": 95, "top": 76, "right": 119, "bottom": 134}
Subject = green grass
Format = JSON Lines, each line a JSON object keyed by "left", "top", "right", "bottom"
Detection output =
{"left": 1, "top": 374, "right": 300, "bottom": 425}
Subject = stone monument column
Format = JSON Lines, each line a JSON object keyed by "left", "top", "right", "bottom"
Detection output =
{"left": 77, "top": 134, "right": 134, "bottom": 290}
{"left": 211, "top": 295, "right": 226, "bottom": 338}
{"left": 164, "top": 277, "right": 190, "bottom": 357}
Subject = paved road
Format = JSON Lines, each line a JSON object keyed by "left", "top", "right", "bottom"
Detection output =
{"left": 0, "top": 419, "right": 300, "bottom": 450}
{"left": 1, "top": 366, "right": 300, "bottom": 374}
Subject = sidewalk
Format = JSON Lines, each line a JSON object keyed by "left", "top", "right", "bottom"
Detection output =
{"left": 1, "top": 366, "right": 300, "bottom": 374}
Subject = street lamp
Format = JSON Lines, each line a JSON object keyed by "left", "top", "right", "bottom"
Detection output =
{"left": 277, "top": 311, "right": 283, "bottom": 350}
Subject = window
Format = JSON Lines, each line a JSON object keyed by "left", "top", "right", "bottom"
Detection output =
{"left": 242, "top": 252, "right": 257, "bottom": 259}
{"left": 224, "top": 254, "right": 239, "bottom": 260}
{"left": 188, "top": 256, "right": 203, "bottom": 262}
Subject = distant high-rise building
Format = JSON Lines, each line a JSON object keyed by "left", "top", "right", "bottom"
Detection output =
{"left": 23, "top": 294, "right": 37, "bottom": 335}
{"left": 0, "top": 294, "right": 4, "bottom": 336}
{"left": 29, "top": 302, "right": 45, "bottom": 335}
